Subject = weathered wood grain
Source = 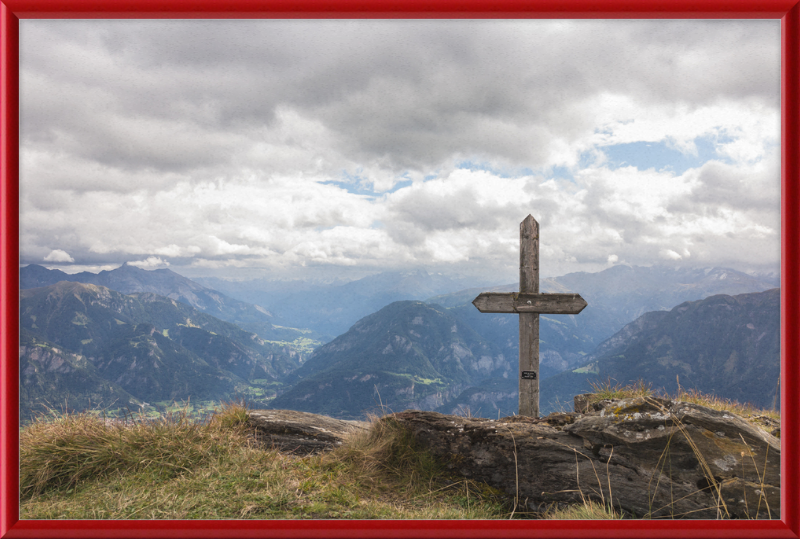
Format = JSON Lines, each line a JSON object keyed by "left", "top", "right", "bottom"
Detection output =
{"left": 472, "top": 292, "right": 588, "bottom": 314}
{"left": 473, "top": 214, "right": 587, "bottom": 418}
{"left": 520, "top": 215, "right": 539, "bottom": 417}
{"left": 519, "top": 312, "right": 539, "bottom": 417}
{"left": 519, "top": 215, "right": 539, "bottom": 294}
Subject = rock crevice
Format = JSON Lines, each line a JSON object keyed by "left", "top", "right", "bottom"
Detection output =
{"left": 247, "top": 397, "right": 779, "bottom": 519}
{"left": 391, "top": 396, "right": 779, "bottom": 519}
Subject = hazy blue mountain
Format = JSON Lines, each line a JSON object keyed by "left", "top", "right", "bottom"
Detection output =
{"left": 195, "top": 270, "right": 491, "bottom": 338}
{"left": 428, "top": 265, "right": 778, "bottom": 380}
{"left": 20, "top": 329, "right": 143, "bottom": 423}
{"left": 270, "top": 301, "right": 513, "bottom": 419}
{"left": 21, "top": 281, "right": 303, "bottom": 380}
{"left": 434, "top": 376, "right": 521, "bottom": 419}
{"left": 447, "top": 301, "right": 594, "bottom": 375}
{"left": 537, "top": 288, "right": 781, "bottom": 414}
{"left": 21, "top": 263, "right": 778, "bottom": 422}
{"left": 19, "top": 282, "right": 304, "bottom": 420}
{"left": 20, "top": 264, "right": 320, "bottom": 349}
{"left": 554, "top": 264, "right": 776, "bottom": 328}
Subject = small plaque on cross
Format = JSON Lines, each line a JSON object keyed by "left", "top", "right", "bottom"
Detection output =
{"left": 472, "top": 215, "right": 587, "bottom": 418}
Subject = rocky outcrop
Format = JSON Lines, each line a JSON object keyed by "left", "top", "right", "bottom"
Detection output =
{"left": 247, "top": 409, "right": 369, "bottom": 455}
{"left": 392, "top": 396, "right": 780, "bottom": 519}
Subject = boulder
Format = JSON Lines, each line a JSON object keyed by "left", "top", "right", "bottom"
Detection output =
{"left": 247, "top": 409, "right": 369, "bottom": 455}
{"left": 391, "top": 396, "right": 780, "bottom": 519}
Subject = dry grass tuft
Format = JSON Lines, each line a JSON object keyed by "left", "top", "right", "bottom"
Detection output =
{"left": 332, "top": 413, "right": 435, "bottom": 482}
{"left": 542, "top": 499, "right": 623, "bottom": 520}
{"left": 20, "top": 404, "right": 510, "bottom": 519}
{"left": 669, "top": 386, "right": 780, "bottom": 424}
{"left": 587, "top": 378, "right": 780, "bottom": 426}
{"left": 568, "top": 380, "right": 780, "bottom": 520}
{"left": 588, "top": 378, "right": 655, "bottom": 401}
{"left": 20, "top": 402, "right": 251, "bottom": 500}
{"left": 21, "top": 383, "right": 780, "bottom": 520}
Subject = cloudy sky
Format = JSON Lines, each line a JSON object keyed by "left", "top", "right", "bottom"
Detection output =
{"left": 19, "top": 19, "right": 781, "bottom": 284}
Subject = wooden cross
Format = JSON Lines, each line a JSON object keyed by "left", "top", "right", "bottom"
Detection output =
{"left": 472, "top": 215, "right": 587, "bottom": 418}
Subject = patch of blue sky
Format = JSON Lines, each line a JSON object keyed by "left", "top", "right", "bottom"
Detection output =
{"left": 601, "top": 134, "right": 734, "bottom": 175}
{"left": 763, "top": 139, "right": 780, "bottom": 153}
{"left": 387, "top": 179, "right": 413, "bottom": 193}
{"left": 548, "top": 165, "right": 576, "bottom": 181}
{"left": 321, "top": 177, "right": 375, "bottom": 197}
{"left": 455, "top": 160, "right": 534, "bottom": 178}
{"left": 578, "top": 150, "right": 598, "bottom": 169}
{"left": 537, "top": 151, "right": 600, "bottom": 182}
{"left": 323, "top": 171, "right": 412, "bottom": 196}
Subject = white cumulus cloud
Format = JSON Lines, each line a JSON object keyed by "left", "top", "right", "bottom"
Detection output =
{"left": 43, "top": 249, "right": 74, "bottom": 263}
{"left": 18, "top": 19, "right": 781, "bottom": 282}
{"left": 128, "top": 257, "right": 170, "bottom": 269}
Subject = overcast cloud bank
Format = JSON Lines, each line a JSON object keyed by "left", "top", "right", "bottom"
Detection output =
{"left": 20, "top": 19, "right": 781, "bottom": 283}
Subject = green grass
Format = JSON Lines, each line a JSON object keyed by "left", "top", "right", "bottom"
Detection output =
{"left": 557, "top": 380, "right": 781, "bottom": 520}
{"left": 572, "top": 363, "right": 599, "bottom": 374}
{"left": 585, "top": 378, "right": 781, "bottom": 427}
{"left": 586, "top": 378, "right": 654, "bottom": 401}
{"left": 265, "top": 337, "right": 321, "bottom": 355}
{"left": 250, "top": 379, "right": 284, "bottom": 387}
{"left": 20, "top": 384, "right": 780, "bottom": 520}
{"left": 26, "top": 399, "right": 249, "bottom": 429}
{"left": 272, "top": 325, "right": 313, "bottom": 335}
{"left": 542, "top": 499, "right": 623, "bottom": 520}
{"left": 385, "top": 372, "right": 444, "bottom": 385}
{"left": 20, "top": 403, "right": 511, "bottom": 520}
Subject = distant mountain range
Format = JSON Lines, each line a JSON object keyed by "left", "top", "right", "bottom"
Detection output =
{"left": 428, "top": 265, "right": 778, "bottom": 378}
{"left": 195, "top": 270, "right": 491, "bottom": 338}
{"left": 270, "top": 301, "right": 510, "bottom": 419}
{"left": 269, "top": 289, "right": 780, "bottom": 420}
{"left": 20, "top": 328, "right": 144, "bottom": 420}
{"left": 20, "top": 263, "right": 321, "bottom": 349}
{"left": 538, "top": 287, "right": 781, "bottom": 413}
{"left": 19, "top": 281, "right": 302, "bottom": 422}
{"left": 439, "top": 288, "right": 780, "bottom": 417}
{"left": 18, "top": 263, "right": 780, "bottom": 422}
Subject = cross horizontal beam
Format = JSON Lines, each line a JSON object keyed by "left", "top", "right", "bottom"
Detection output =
{"left": 472, "top": 292, "right": 588, "bottom": 315}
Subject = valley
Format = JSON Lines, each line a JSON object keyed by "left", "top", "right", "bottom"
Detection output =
{"left": 19, "top": 263, "right": 780, "bottom": 423}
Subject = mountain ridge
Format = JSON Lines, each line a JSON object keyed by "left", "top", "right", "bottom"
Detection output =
{"left": 538, "top": 287, "right": 781, "bottom": 413}
{"left": 20, "top": 264, "right": 319, "bottom": 347}
{"left": 425, "top": 264, "right": 778, "bottom": 378}
{"left": 19, "top": 281, "right": 303, "bottom": 422}
{"left": 270, "top": 300, "right": 512, "bottom": 419}
{"left": 20, "top": 263, "right": 780, "bottom": 422}
{"left": 195, "top": 269, "right": 492, "bottom": 338}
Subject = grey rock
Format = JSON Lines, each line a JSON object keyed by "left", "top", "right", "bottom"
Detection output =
{"left": 247, "top": 409, "right": 369, "bottom": 455}
{"left": 391, "top": 396, "right": 780, "bottom": 519}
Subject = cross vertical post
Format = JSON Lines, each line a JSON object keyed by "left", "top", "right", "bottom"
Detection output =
{"left": 519, "top": 216, "right": 539, "bottom": 417}
{"left": 472, "top": 215, "right": 587, "bottom": 418}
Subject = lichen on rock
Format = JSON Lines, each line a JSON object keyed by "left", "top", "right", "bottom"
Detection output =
{"left": 391, "top": 396, "right": 780, "bottom": 519}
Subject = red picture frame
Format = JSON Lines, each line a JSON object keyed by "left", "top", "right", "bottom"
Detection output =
{"left": 1, "top": 1, "right": 798, "bottom": 537}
